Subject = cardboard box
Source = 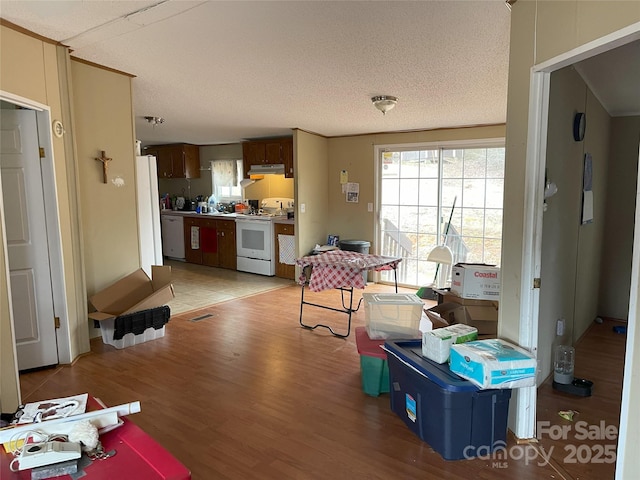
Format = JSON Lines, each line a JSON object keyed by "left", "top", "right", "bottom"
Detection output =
{"left": 426, "top": 292, "right": 498, "bottom": 336}
{"left": 449, "top": 339, "right": 537, "bottom": 389}
{"left": 89, "top": 266, "right": 174, "bottom": 347}
{"left": 451, "top": 263, "right": 500, "bottom": 300}
{"left": 422, "top": 324, "right": 478, "bottom": 364}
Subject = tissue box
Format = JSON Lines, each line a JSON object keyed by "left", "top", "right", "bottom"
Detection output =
{"left": 422, "top": 324, "right": 478, "bottom": 364}
{"left": 449, "top": 339, "right": 537, "bottom": 389}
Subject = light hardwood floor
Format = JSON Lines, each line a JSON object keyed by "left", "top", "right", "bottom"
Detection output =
{"left": 18, "top": 265, "right": 624, "bottom": 479}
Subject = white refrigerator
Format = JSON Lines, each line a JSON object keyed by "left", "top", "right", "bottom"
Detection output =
{"left": 136, "top": 155, "right": 163, "bottom": 276}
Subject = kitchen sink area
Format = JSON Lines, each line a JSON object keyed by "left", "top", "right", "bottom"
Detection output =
{"left": 160, "top": 198, "right": 295, "bottom": 280}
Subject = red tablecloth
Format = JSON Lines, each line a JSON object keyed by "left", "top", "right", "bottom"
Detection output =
{"left": 296, "top": 250, "right": 402, "bottom": 292}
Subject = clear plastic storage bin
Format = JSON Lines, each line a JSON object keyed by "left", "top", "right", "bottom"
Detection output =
{"left": 363, "top": 293, "right": 424, "bottom": 340}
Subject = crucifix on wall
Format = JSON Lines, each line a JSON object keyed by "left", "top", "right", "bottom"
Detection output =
{"left": 95, "top": 150, "right": 112, "bottom": 184}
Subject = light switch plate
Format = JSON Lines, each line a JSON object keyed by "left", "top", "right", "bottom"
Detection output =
{"left": 300, "top": 203, "right": 306, "bottom": 213}
{"left": 367, "top": 203, "right": 373, "bottom": 212}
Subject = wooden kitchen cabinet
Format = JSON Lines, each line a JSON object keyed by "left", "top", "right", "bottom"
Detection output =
{"left": 183, "top": 216, "right": 236, "bottom": 269}
{"left": 242, "top": 142, "right": 265, "bottom": 178}
{"left": 216, "top": 219, "right": 237, "bottom": 270}
{"left": 145, "top": 143, "right": 200, "bottom": 179}
{"left": 274, "top": 222, "right": 295, "bottom": 280}
{"left": 281, "top": 138, "right": 294, "bottom": 178}
{"left": 242, "top": 137, "right": 294, "bottom": 179}
{"left": 264, "top": 141, "right": 282, "bottom": 164}
{"left": 184, "top": 217, "right": 203, "bottom": 264}
{"left": 200, "top": 218, "right": 219, "bottom": 267}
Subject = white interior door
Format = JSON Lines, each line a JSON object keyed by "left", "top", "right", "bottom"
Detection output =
{"left": 1, "top": 108, "right": 58, "bottom": 370}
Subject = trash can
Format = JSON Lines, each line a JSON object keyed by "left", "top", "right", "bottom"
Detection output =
{"left": 339, "top": 240, "right": 371, "bottom": 283}
{"left": 339, "top": 240, "right": 370, "bottom": 254}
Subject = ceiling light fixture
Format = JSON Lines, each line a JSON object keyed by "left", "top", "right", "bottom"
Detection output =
{"left": 144, "top": 116, "right": 165, "bottom": 126}
{"left": 371, "top": 95, "right": 398, "bottom": 115}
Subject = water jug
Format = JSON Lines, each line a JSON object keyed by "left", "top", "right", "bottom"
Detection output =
{"left": 553, "top": 345, "right": 575, "bottom": 384}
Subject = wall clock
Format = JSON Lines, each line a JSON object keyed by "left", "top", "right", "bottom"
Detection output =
{"left": 573, "top": 113, "right": 586, "bottom": 141}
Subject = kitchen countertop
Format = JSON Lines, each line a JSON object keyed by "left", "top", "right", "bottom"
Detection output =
{"left": 161, "top": 210, "right": 294, "bottom": 224}
{"left": 161, "top": 210, "right": 237, "bottom": 219}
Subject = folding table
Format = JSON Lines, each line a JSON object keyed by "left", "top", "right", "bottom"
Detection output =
{"left": 296, "top": 250, "right": 402, "bottom": 337}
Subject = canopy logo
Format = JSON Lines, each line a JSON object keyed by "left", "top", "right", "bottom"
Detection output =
{"left": 464, "top": 420, "right": 618, "bottom": 468}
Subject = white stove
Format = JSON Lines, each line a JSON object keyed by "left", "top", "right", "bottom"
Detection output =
{"left": 235, "top": 198, "right": 293, "bottom": 276}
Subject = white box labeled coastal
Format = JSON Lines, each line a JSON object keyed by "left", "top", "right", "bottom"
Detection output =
{"left": 422, "top": 324, "right": 478, "bottom": 364}
{"left": 451, "top": 263, "right": 500, "bottom": 300}
{"left": 449, "top": 339, "right": 537, "bottom": 389}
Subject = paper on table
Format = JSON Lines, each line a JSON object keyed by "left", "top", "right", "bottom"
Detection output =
{"left": 17, "top": 393, "right": 88, "bottom": 424}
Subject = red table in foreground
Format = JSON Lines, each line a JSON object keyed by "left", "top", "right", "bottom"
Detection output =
{"left": 295, "top": 250, "right": 402, "bottom": 337}
{"left": 1, "top": 398, "right": 190, "bottom": 480}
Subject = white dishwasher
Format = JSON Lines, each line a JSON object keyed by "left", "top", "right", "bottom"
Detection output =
{"left": 161, "top": 214, "right": 186, "bottom": 260}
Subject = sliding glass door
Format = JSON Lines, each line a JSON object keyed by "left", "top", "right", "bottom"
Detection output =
{"left": 377, "top": 142, "right": 505, "bottom": 288}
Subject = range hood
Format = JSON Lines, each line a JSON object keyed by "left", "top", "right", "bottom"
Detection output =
{"left": 247, "top": 163, "right": 285, "bottom": 175}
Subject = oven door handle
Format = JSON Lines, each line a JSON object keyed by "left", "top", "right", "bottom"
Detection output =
{"left": 236, "top": 219, "right": 271, "bottom": 225}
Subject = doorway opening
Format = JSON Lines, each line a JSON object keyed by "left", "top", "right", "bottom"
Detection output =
{"left": 518, "top": 25, "right": 640, "bottom": 476}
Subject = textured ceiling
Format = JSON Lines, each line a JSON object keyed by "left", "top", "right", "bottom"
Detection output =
{"left": 4, "top": 1, "right": 512, "bottom": 145}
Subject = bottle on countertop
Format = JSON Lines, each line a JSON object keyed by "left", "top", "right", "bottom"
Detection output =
{"left": 208, "top": 194, "right": 217, "bottom": 212}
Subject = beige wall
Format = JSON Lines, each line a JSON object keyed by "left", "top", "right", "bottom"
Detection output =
{"left": 0, "top": 24, "right": 88, "bottom": 411}
{"left": 502, "top": 0, "right": 640, "bottom": 360}
{"left": 296, "top": 130, "right": 329, "bottom": 256}
{"left": 243, "top": 174, "right": 294, "bottom": 202}
{"left": 538, "top": 66, "right": 611, "bottom": 380}
{"left": 325, "top": 126, "right": 506, "bottom": 251}
{"left": 71, "top": 60, "right": 139, "bottom": 298}
{"left": 600, "top": 116, "right": 640, "bottom": 319}
{"left": 0, "top": 27, "right": 49, "bottom": 105}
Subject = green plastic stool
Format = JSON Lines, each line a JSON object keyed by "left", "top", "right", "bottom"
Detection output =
{"left": 356, "top": 327, "right": 390, "bottom": 396}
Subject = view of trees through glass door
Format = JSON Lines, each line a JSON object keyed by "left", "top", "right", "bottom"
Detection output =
{"left": 377, "top": 142, "right": 505, "bottom": 288}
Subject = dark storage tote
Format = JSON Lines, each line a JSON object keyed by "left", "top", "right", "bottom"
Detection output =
{"left": 339, "top": 240, "right": 371, "bottom": 282}
{"left": 339, "top": 240, "right": 371, "bottom": 254}
{"left": 384, "top": 340, "right": 512, "bottom": 460}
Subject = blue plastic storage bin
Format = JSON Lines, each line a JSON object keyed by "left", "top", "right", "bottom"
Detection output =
{"left": 384, "top": 340, "right": 511, "bottom": 460}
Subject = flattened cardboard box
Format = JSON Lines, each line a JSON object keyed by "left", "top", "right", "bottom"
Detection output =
{"left": 88, "top": 265, "right": 174, "bottom": 322}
